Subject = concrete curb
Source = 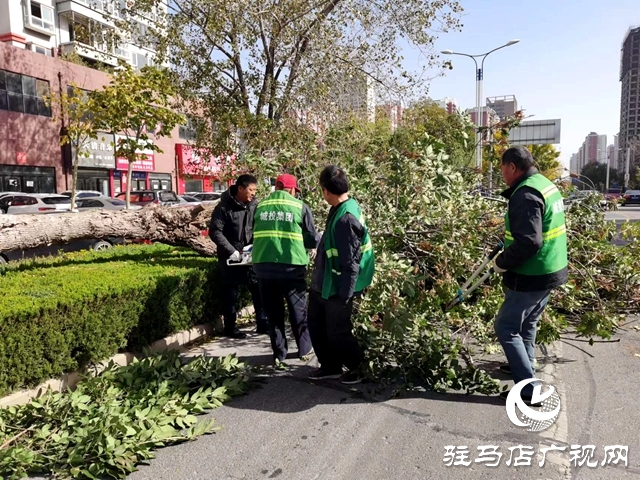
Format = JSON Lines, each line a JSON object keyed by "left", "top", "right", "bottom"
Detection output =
{"left": 0, "top": 323, "right": 215, "bottom": 408}
{"left": 0, "top": 305, "right": 257, "bottom": 408}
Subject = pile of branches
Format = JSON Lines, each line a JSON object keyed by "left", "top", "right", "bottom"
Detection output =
{"left": 249, "top": 135, "right": 640, "bottom": 395}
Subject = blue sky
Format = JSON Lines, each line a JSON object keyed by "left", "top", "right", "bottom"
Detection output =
{"left": 402, "top": 0, "right": 640, "bottom": 167}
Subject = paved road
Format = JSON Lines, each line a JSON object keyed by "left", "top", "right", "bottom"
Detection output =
{"left": 604, "top": 205, "right": 640, "bottom": 223}
{"left": 113, "top": 318, "right": 640, "bottom": 480}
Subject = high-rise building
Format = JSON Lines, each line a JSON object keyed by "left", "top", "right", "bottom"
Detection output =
{"left": 607, "top": 135, "right": 619, "bottom": 171}
{"left": 585, "top": 132, "right": 608, "bottom": 164}
{"left": 572, "top": 132, "right": 607, "bottom": 173}
{"left": 435, "top": 97, "right": 458, "bottom": 114}
{"left": 570, "top": 153, "right": 579, "bottom": 174}
{"left": 619, "top": 26, "right": 640, "bottom": 171}
{"left": 486, "top": 95, "right": 518, "bottom": 120}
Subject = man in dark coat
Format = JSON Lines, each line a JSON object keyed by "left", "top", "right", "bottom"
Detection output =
{"left": 209, "top": 174, "right": 268, "bottom": 339}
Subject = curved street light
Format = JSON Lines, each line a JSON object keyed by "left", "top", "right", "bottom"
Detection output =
{"left": 441, "top": 40, "right": 520, "bottom": 172}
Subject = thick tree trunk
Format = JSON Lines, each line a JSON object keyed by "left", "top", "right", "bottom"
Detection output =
{"left": 0, "top": 204, "right": 218, "bottom": 257}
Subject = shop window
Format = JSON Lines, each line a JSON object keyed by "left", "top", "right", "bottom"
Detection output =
{"left": 0, "top": 70, "right": 51, "bottom": 117}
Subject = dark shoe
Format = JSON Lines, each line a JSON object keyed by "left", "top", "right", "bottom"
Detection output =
{"left": 340, "top": 370, "right": 363, "bottom": 385}
{"left": 256, "top": 320, "right": 269, "bottom": 335}
{"left": 307, "top": 368, "right": 342, "bottom": 380}
{"left": 256, "top": 327, "right": 269, "bottom": 335}
{"left": 224, "top": 329, "right": 247, "bottom": 339}
{"left": 499, "top": 364, "right": 542, "bottom": 374}
{"left": 499, "top": 390, "right": 542, "bottom": 407}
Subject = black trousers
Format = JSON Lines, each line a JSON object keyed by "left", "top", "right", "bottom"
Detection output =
{"left": 258, "top": 278, "right": 312, "bottom": 361}
{"left": 307, "top": 290, "right": 364, "bottom": 372}
{"left": 220, "top": 264, "right": 267, "bottom": 333}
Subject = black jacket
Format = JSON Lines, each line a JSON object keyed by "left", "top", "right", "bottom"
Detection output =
{"left": 311, "top": 204, "right": 366, "bottom": 300}
{"left": 209, "top": 186, "right": 257, "bottom": 261}
{"left": 252, "top": 203, "right": 321, "bottom": 280}
{"left": 495, "top": 168, "right": 568, "bottom": 292}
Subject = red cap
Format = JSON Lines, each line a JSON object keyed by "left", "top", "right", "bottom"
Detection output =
{"left": 276, "top": 173, "right": 300, "bottom": 192}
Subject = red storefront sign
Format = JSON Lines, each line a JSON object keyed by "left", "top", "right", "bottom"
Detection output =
{"left": 177, "top": 145, "right": 233, "bottom": 176}
{"left": 175, "top": 144, "right": 235, "bottom": 194}
{"left": 116, "top": 154, "right": 155, "bottom": 172}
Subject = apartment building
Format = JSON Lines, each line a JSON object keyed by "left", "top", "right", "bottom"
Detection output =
{"left": 0, "top": 0, "right": 216, "bottom": 195}
{"left": 619, "top": 26, "right": 640, "bottom": 171}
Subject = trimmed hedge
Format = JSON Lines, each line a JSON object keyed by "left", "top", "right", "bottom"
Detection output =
{"left": 0, "top": 244, "right": 230, "bottom": 397}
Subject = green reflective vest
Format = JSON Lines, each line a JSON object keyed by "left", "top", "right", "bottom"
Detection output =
{"left": 322, "top": 198, "right": 375, "bottom": 299}
{"left": 504, "top": 174, "right": 568, "bottom": 276}
{"left": 252, "top": 190, "right": 309, "bottom": 266}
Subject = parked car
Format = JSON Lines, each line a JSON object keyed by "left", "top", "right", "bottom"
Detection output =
{"left": 61, "top": 190, "right": 103, "bottom": 199}
{"left": 605, "top": 188, "right": 622, "bottom": 200}
{"left": 189, "top": 192, "right": 222, "bottom": 203}
{"left": 115, "top": 190, "right": 180, "bottom": 206}
{"left": 0, "top": 236, "right": 128, "bottom": 264}
{"left": 76, "top": 197, "right": 141, "bottom": 211}
{"left": 174, "top": 195, "right": 202, "bottom": 208}
{"left": 0, "top": 193, "right": 71, "bottom": 214}
{"left": 178, "top": 195, "right": 201, "bottom": 203}
{"left": 621, "top": 190, "right": 640, "bottom": 206}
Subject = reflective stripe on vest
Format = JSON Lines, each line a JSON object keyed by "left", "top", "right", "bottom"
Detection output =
{"left": 503, "top": 173, "right": 568, "bottom": 277}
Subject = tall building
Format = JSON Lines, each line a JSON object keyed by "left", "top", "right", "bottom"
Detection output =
{"left": 585, "top": 132, "right": 608, "bottom": 164}
{"left": 377, "top": 103, "right": 403, "bottom": 131}
{"left": 435, "top": 97, "right": 458, "bottom": 114}
{"left": 570, "top": 153, "right": 579, "bottom": 174}
{"left": 486, "top": 95, "right": 518, "bottom": 120}
{"left": 572, "top": 132, "right": 607, "bottom": 173}
{"left": 607, "top": 134, "right": 619, "bottom": 170}
{"left": 619, "top": 26, "right": 640, "bottom": 171}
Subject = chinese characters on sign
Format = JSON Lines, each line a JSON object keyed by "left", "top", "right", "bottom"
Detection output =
{"left": 443, "top": 445, "right": 628, "bottom": 468}
{"left": 260, "top": 211, "right": 295, "bottom": 223}
{"left": 75, "top": 132, "right": 117, "bottom": 169}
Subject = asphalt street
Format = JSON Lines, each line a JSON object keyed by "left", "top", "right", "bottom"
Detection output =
{"left": 604, "top": 205, "right": 640, "bottom": 223}
{"left": 110, "top": 317, "right": 640, "bottom": 480}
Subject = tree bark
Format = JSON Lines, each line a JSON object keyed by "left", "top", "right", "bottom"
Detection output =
{"left": 0, "top": 204, "right": 218, "bottom": 257}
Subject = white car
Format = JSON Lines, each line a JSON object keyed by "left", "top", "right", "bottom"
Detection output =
{"left": 2, "top": 194, "right": 71, "bottom": 214}
{"left": 76, "top": 197, "right": 141, "bottom": 211}
{"left": 61, "top": 190, "right": 103, "bottom": 199}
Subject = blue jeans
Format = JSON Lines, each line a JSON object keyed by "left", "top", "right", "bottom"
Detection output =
{"left": 494, "top": 288, "right": 551, "bottom": 396}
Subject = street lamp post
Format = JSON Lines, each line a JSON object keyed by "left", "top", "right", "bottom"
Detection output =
{"left": 441, "top": 40, "right": 520, "bottom": 185}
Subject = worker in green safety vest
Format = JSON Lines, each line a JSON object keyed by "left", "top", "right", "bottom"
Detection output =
{"left": 252, "top": 174, "right": 321, "bottom": 367}
{"left": 492, "top": 146, "right": 568, "bottom": 406}
{"left": 307, "top": 165, "right": 375, "bottom": 385}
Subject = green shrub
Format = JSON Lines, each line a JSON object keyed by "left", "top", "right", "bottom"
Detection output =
{"left": 0, "top": 244, "right": 228, "bottom": 397}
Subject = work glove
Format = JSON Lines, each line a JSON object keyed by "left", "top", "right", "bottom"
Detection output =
{"left": 492, "top": 257, "right": 507, "bottom": 274}
{"left": 229, "top": 250, "right": 241, "bottom": 262}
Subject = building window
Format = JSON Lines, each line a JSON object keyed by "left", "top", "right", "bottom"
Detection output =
{"left": 179, "top": 117, "right": 197, "bottom": 140}
{"left": 25, "top": 1, "right": 55, "bottom": 34}
{"left": 0, "top": 70, "right": 51, "bottom": 117}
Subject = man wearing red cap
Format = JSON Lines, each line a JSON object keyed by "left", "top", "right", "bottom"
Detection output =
{"left": 252, "top": 173, "right": 321, "bottom": 367}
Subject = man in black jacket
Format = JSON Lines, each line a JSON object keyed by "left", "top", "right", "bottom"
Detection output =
{"left": 209, "top": 174, "right": 267, "bottom": 339}
{"left": 493, "top": 146, "right": 568, "bottom": 404}
{"left": 307, "top": 166, "right": 375, "bottom": 385}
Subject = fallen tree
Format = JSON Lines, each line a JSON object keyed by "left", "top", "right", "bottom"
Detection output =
{"left": 0, "top": 204, "right": 217, "bottom": 257}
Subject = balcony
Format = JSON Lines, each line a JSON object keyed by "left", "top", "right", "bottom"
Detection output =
{"left": 56, "top": 0, "right": 118, "bottom": 27}
{"left": 60, "top": 41, "right": 120, "bottom": 66}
